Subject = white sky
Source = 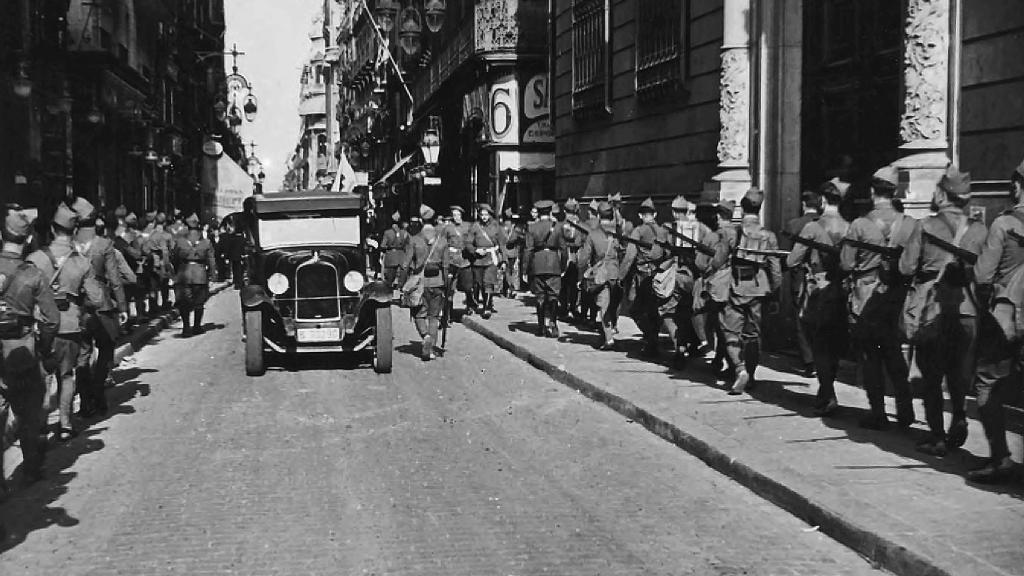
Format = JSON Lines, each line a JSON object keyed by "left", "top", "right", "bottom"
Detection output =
{"left": 224, "top": 0, "right": 321, "bottom": 191}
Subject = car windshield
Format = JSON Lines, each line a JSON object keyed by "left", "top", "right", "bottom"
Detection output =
{"left": 258, "top": 215, "right": 361, "bottom": 248}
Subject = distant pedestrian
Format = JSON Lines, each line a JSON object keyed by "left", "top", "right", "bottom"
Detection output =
{"left": 171, "top": 214, "right": 217, "bottom": 337}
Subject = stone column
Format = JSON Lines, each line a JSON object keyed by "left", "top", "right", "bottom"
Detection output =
{"left": 707, "top": 0, "right": 753, "bottom": 206}
{"left": 895, "top": 0, "right": 952, "bottom": 211}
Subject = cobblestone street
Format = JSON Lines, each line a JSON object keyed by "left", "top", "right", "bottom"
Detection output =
{"left": 0, "top": 291, "right": 881, "bottom": 575}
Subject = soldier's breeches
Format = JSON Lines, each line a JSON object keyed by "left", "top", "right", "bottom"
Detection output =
{"left": 384, "top": 266, "right": 399, "bottom": 287}
{"left": 974, "top": 340, "right": 1023, "bottom": 460}
{"left": 719, "top": 299, "right": 763, "bottom": 371}
{"left": 857, "top": 333, "right": 911, "bottom": 419}
{"left": 916, "top": 316, "right": 976, "bottom": 438}
{"left": 809, "top": 324, "right": 845, "bottom": 402}
{"left": 53, "top": 335, "right": 82, "bottom": 429}
{"left": 175, "top": 284, "right": 210, "bottom": 312}
{"left": 78, "top": 312, "right": 118, "bottom": 408}
{"left": 472, "top": 265, "right": 500, "bottom": 294}
{"left": 413, "top": 286, "right": 445, "bottom": 320}
{"left": 0, "top": 348, "right": 46, "bottom": 475}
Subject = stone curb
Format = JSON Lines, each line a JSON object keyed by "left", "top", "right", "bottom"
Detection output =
{"left": 111, "top": 282, "right": 232, "bottom": 367}
{"left": 462, "top": 315, "right": 951, "bottom": 576}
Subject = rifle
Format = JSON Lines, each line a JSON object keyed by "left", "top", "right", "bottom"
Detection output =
{"left": 661, "top": 223, "right": 716, "bottom": 257}
{"left": 781, "top": 230, "right": 840, "bottom": 256}
{"left": 735, "top": 246, "right": 791, "bottom": 258}
{"left": 922, "top": 231, "right": 978, "bottom": 265}
{"left": 1008, "top": 229, "right": 1024, "bottom": 246}
{"left": 844, "top": 238, "right": 903, "bottom": 260}
{"left": 440, "top": 271, "right": 452, "bottom": 352}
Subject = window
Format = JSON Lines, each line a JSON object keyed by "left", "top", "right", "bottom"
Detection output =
{"left": 571, "top": 0, "right": 611, "bottom": 117}
{"left": 635, "top": 0, "right": 685, "bottom": 100}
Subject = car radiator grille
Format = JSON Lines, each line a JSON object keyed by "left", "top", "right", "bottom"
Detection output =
{"left": 295, "top": 263, "right": 341, "bottom": 320}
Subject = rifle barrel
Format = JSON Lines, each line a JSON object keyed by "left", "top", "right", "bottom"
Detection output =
{"left": 661, "top": 223, "right": 716, "bottom": 256}
{"left": 922, "top": 231, "right": 978, "bottom": 264}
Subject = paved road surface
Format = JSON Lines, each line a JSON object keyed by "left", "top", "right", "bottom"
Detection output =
{"left": 0, "top": 291, "right": 883, "bottom": 575}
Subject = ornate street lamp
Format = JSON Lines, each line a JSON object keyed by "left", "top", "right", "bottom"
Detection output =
{"left": 374, "top": 0, "right": 399, "bottom": 33}
{"left": 86, "top": 105, "right": 105, "bottom": 125}
{"left": 12, "top": 60, "right": 32, "bottom": 99}
{"left": 213, "top": 99, "right": 227, "bottom": 121}
{"left": 158, "top": 156, "right": 173, "bottom": 168}
{"left": 424, "top": 0, "right": 446, "bottom": 34}
{"left": 398, "top": 6, "right": 423, "bottom": 57}
{"left": 420, "top": 127, "right": 440, "bottom": 165}
{"left": 243, "top": 93, "right": 258, "bottom": 122}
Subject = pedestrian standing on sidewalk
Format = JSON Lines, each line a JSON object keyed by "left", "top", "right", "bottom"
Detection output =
{"left": 467, "top": 204, "right": 507, "bottom": 319}
{"left": 401, "top": 205, "right": 449, "bottom": 361}
{"left": 171, "top": 214, "right": 217, "bottom": 337}
{"left": 783, "top": 190, "right": 823, "bottom": 377}
{"left": 965, "top": 158, "right": 1024, "bottom": 484}
{"left": 898, "top": 166, "right": 986, "bottom": 456}
{"left": 840, "top": 165, "right": 916, "bottom": 430}
{"left": 721, "top": 188, "right": 782, "bottom": 395}
{"left": 577, "top": 201, "right": 625, "bottom": 350}
{"left": 72, "top": 197, "right": 127, "bottom": 418}
{"left": 786, "top": 179, "right": 850, "bottom": 416}
{"left": 27, "top": 203, "right": 102, "bottom": 442}
{"left": 524, "top": 200, "right": 565, "bottom": 338}
{"left": 620, "top": 198, "right": 671, "bottom": 357}
{"left": 0, "top": 204, "right": 59, "bottom": 488}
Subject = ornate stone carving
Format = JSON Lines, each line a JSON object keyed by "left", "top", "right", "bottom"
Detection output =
{"left": 476, "top": 0, "right": 518, "bottom": 51}
{"left": 717, "top": 48, "right": 749, "bottom": 166}
{"left": 899, "top": 0, "right": 950, "bottom": 144}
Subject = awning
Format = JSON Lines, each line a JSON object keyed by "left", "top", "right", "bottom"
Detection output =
{"left": 374, "top": 152, "right": 416, "bottom": 186}
{"left": 298, "top": 94, "right": 327, "bottom": 117}
{"left": 201, "top": 154, "right": 254, "bottom": 221}
{"left": 496, "top": 150, "right": 555, "bottom": 172}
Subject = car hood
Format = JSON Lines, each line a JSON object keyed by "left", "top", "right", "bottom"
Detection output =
{"left": 260, "top": 245, "right": 363, "bottom": 278}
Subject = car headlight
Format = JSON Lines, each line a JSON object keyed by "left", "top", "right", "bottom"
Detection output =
{"left": 343, "top": 270, "right": 365, "bottom": 292}
{"left": 267, "top": 272, "right": 289, "bottom": 295}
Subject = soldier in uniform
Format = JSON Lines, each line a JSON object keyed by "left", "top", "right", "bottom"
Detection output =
{"left": 619, "top": 198, "right": 671, "bottom": 357}
{"left": 560, "top": 198, "right": 585, "bottom": 321}
{"left": 0, "top": 204, "right": 59, "bottom": 487}
{"left": 840, "top": 166, "right": 916, "bottom": 430}
{"left": 577, "top": 201, "right": 625, "bottom": 350}
{"left": 443, "top": 206, "right": 475, "bottom": 316}
{"left": 380, "top": 212, "right": 410, "bottom": 290}
{"left": 666, "top": 196, "right": 721, "bottom": 367}
{"left": 149, "top": 212, "right": 175, "bottom": 309}
{"left": 502, "top": 208, "right": 525, "bottom": 297}
{"left": 783, "top": 190, "right": 823, "bottom": 376}
{"left": 172, "top": 214, "right": 217, "bottom": 337}
{"left": 401, "top": 205, "right": 450, "bottom": 361}
{"left": 786, "top": 179, "right": 850, "bottom": 416}
{"left": 706, "top": 199, "right": 739, "bottom": 375}
{"left": 27, "top": 203, "right": 102, "bottom": 441}
{"left": 72, "top": 198, "right": 127, "bottom": 418}
{"left": 898, "top": 166, "right": 986, "bottom": 456}
{"left": 524, "top": 200, "right": 565, "bottom": 337}
{"left": 966, "top": 158, "right": 1024, "bottom": 483}
{"left": 467, "top": 203, "right": 507, "bottom": 319}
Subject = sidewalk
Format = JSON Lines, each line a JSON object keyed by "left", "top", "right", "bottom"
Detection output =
{"left": 462, "top": 295, "right": 1024, "bottom": 576}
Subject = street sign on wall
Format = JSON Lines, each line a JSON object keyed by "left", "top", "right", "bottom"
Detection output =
{"left": 489, "top": 74, "right": 519, "bottom": 145}
{"left": 522, "top": 73, "right": 553, "bottom": 144}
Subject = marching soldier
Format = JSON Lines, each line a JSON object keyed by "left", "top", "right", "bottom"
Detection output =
{"left": 898, "top": 166, "right": 986, "bottom": 456}
{"left": 172, "top": 214, "right": 217, "bottom": 337}
{"left": 560, "top": 198, "right": 585, "bottom": 320}
{"left": 606, "top": 193, "right": 633, "bottom": 332}
{"left": 443, "top": 205, "right": 475, "bottom": 316}
{"left": 380, "top": 212, "right": 410, "bottom": 290}
{"left": 72, "top": 197, "right": 126, "bottom": 418}
{"left": 524, "top": 200, "right": 565, "bottom": 337}
{"left": 0, "top": 204, "right": 59, "bottom": 487}
{"left": 401, "top": 205, "right": 450, "bottom": 361}
{"left": 467, "top": 203, "right": 507, "bottom": 319}
{"left": 619, "top": 198, "right": 671, "bottom": 357}
{"left": 840, "top": 166, "right": 916, "bottom": 430}
{"left": 783, "top": 190, "right": 823, "bottom": 376}
{"left": 721, "top": 188, "right": 783, "bottom": 394}
{"left": 148, "top": 213, "right": 175, "bottom": 309}
{"left": 501, "top": 208, "right": 525, "bottom": 296}
{"left": 707, "top": 198, "right": 739, "bottom": 375}
{"left": 786, "top": 179, "right": 850, "bottom": 416}
{"left": 579, "top": 199, "right": 603, "bottom": 326}
{"left": 27, "top": 203, "right": 102, "bottom": 442}
{"left": 966, "top": 158, "right": 1024, "bottom": 483}
{"left": 577, "top": 201, "right": 626, "bottom": 350}
{"left": 666, "top": 196, "right": 721, "bottom": 367}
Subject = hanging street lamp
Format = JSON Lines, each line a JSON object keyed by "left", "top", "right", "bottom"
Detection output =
{"left": 420, "top": 127, "right": 440, "bottom": 165}
{"left": 398, "top": 6, "right": 423, "bottom": 57}
{"left": 374, "top": 0, "right": 399, "bottom": 33}
{"left": 424, "top": 0, "right": 446, "bottom": 34}
{"left": 12, "top": 60, "right": 33, "bottom": 99}
{"left": 243, "top": 93, "right": 258, "bottom": 122}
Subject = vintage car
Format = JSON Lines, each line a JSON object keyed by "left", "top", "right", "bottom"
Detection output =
{"left": 240, "top": 191, "right": 393, "bottom": 375}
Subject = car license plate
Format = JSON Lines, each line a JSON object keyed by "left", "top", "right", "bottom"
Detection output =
{"left": 296, "top": 327, "right": 340, "bottom": 342}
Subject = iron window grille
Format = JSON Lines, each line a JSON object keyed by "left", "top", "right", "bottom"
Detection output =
{"left": 635, "top": 0, "right": 685, "bottom": 101}
{"left": 571, "top": 0, "right": 612, "bottom": 118}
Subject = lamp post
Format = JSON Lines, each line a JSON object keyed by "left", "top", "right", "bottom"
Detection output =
{"left": 420, "top": 127, "right": 440, "bottom": 167}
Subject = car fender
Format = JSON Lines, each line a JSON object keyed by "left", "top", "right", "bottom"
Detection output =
{"left": 241, "top": 285, "right": 273, "bottom": 309}
{"left": 361, "top": 280, "right": 394, "bottom": 304}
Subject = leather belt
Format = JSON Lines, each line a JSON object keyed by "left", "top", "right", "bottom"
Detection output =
{"left": 915, "top": 270, "right": 940, "bottom": 283}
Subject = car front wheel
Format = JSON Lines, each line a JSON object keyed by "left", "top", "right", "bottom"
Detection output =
{"left": 373, "top": 305, "right": 392, "bottom": 374}
{"left": 245, "top": 310, "right": 266, "bottom": 376}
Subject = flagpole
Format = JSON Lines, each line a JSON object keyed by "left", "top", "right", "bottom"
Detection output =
{"left": 359, "top": 0, "right": 414, "bottom": 106}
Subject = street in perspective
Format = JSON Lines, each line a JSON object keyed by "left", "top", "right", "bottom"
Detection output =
{"left": 2, "top": 1, "right": 1024, "bottom": 576}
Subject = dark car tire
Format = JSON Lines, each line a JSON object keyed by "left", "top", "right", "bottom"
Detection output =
{"left": 373, "top": 305, "right": 393, "bottom": 374}
{"left": 245, "top": 310, "right": 266, "bottom": 376}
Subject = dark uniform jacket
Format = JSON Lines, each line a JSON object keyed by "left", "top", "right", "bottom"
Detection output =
{"left": 524, "top": 217, "right": 565, "bottom": 276}
{"left": 0, "top": 251, "right": 59, "bottom": 354}
{"left": 577, "top": 223, "right": 625, "bottom": 283}
{"left": 27, "top": 237, "right": 103, "bottom": 335}
{"left": 467, "top": 220, "right": 508, "bottom": 268}
{"left": 620, "top": 221, "right": 669, "bottom": 278}
{"left": 76, "top": 234, "right": 127, "bottom": 314}
{"left": 786, "top": 211, "right": 848, "bottom": 275}
{"left": 172, "top": 234, "right": 217, "bottom": 285}
{"left": 443, "top": 221, "right": 472, "bottom": 269}
{"left": 402, "top": 227, "right": 450, "bottom": 289}
{"left": 782, "top": 211, "right": 820, "bottom": 251}
{"left": 381, "top": 226, "right": 410, "bottom": 268}
{"left": 975, "top": 205, "right": 1024, "bottom": 340}
{"left": 730, "top": 216, "right": 782, "bottom": 299}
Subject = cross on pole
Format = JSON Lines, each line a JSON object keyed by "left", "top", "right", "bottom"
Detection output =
{"left": 248, "top": 141, "right": 259, "bottom": 156}
{"left": 227, "top": 43, "right": 246, "bottom": 73}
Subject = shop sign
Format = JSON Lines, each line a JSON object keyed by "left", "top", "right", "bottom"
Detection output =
{"left": 489, "top": 74, "right": 519, "bottom": 145}
{"left": 522, "top": 73, "right": 553, "bottom": 144}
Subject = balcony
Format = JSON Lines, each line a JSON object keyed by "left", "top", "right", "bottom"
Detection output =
{"left": 411, "top": 0, "right": 547, "bottom": 109}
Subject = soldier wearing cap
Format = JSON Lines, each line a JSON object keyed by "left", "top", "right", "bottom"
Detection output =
{"left": 467, "top": 203, "right": 508, "bottom": 318}
{"left": 783, "top": 189, "right": 823, "bottom": 376}
{"left": 400, "top": 205, "right": 450, "bottom": 360}
{"left": 27, "top": 204, "right": 103, "bottom": 441}
{"left": 965, "top": 157, "right": 1024, "bottom": 483}
{"left": 840, "top": 165, "right": 916, "bottom": 430}
{"left": 560, "top": 198, "right": 586, "bottom": 320}
{"left": 897, "top": 166, "right": 986, "bottom": 456}
{"left": 720, "top": 188, "right": 782, "bottom": 394}
{"left": 524, "top": 200, "right": 565, "bottom": 337}
{"left": 148, "top": 212, "right": 175, "bottom": 309}
{"left": 579, "top": 199, "right": 604, "bottom": 325}
{"left": 380, "top": 211, "right": 410, "bottom": 290}
{"left": 171, "top": 213, "right": 217, "bottom": 337}
{"left": 786, "top": 179, "right": 851, "bottom": 416}
{"left": 169, "top": 211, "right": 188, "bottom": 238}
{"left": 577, "top": 201, "right": 626, "bottom": 350}
{"left": 441, "top": 205, "right": 475, "bottom": 316}
{"left": 666, "top": 195, "right": 721, "bottom": 367}
{"left": 72, "top": 197, "right": 127, "bottom": 417}
{"left": 0, "top": 204, "right": 59, "bottom": 487}
{"left": 619, "top": 198, "right": 672, "bottom": 357}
